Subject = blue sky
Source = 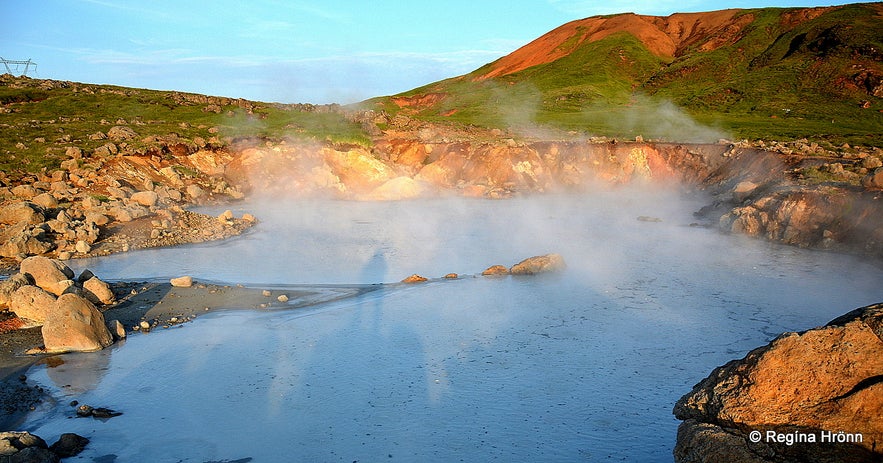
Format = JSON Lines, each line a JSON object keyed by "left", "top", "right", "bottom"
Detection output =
{"left": 2, "top": 0, "right": 854, "bottom": 104}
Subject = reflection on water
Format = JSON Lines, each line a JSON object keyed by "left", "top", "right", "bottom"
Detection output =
{"left": 19, "top": 191, "right": 883, "bottom": 462}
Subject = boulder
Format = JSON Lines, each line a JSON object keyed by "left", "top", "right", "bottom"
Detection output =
{"left": 0, "top": 201, "right": 44, "bottom": 225}
{"left": 41, "top": 293, "right": 113, "bottom": 353}
{"left": 673, "top": 303, "right": 883, "bottom": 463}
{"left": 186, "top": 184, "right": 205, "bottom": 199}
{"left": 9, "top": 285, "right": 56, "bottom": 324}
{"left": 75, "top": 240, "right": 91, "bottom": 254}
{"left": 481, "top": 265, "right": 509, "bottom": 276}
{"left": 862, "top": 167, "right": 883, "bottom": 189}
{"left": 30, "top": 193, "right": 59, "bottom": 210}
{"left": 0, "top": 273, "right": 34, "bottom": 308}
{"left": 130, "top": 190, "right": 158, "bottom": 207}
{"left": 509, "top": 254, "right": 566, "bottom": 275}
{"left": 106, "top": 125, "right": 137, "bottom": 141}
{"left": 49, "top": 433, "right": 89, "bottom": 458}
{"left": 401, "top": 274, "right": 428, "bottom": 283}
{"left": 10, "top": 185, "right": 38, "bottom": 199}
{"left": 84, "top": 212, "right": 109, "bottom": 227}
{"left": 20, "top": 256, "right": 75, "bottom": 296}
{"left": 732, "top": 181, "right": 758, "bottom": 202}
{"left": 106, "top": 319, "right": 126, "bottom": 341}
{"left": 170, "top": 276, "right": 193, "bottom": 288}
{"left": 82, "top": 276, "right": 115, "bottom": 305}
{"left": 0, "top": 431, "right": 49, "bottom": 457}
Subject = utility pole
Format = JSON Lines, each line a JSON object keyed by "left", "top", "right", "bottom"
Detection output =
{"left": 0, "top": 57, "right": 38, "bottom": 76}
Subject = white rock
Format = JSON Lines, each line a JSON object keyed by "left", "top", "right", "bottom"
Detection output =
{"left": 170, "top": 276, "right": 193, "bottom": 288}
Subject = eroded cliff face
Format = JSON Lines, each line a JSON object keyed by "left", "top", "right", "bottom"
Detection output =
{"left": 2, "top": 130, "right": 881, "bottom": 263}
{"left": 220, "top": 137, "right": 883, "bottom": 259}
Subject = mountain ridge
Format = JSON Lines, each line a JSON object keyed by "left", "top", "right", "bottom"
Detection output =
{"left": 374, "top": 3, "right": 883, "bottom": 144}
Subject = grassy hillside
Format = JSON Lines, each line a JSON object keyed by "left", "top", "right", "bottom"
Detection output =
{"left": 371, "top": 3, "right": 883, "bottom": 145}
{"left": 0, "top": 75, "right": 370, "bottom": 173}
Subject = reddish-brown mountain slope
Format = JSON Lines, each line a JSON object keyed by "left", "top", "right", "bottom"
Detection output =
{"left": 476, "top": 6, "right": 837, "bottom": 80}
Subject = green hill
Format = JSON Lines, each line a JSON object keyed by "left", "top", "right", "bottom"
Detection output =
{"left": 370, "top": 3, "right": 883, "bottom": 145}
{"left": 0, "top": 75, "right": 369, "bottom": 173}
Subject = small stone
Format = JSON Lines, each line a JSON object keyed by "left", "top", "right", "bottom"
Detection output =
{"left": 277, "top": 294, "right": 289, "bottom": 302}
{"left": 444, "top": 273, "right": 458, "bottom": 279}
{"left": 139, "top": 320, "right": 150, "bottom": 330}
{"left": 107, "top": 319, "right": 126, "bottom": 340}
{"left": 262, "top": 289, "right": 272, "bottom": 297}
{"left": 401, "top": 274, "right": 428, "bottom": 283}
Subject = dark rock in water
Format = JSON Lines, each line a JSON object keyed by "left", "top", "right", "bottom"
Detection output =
{"left": 673, "top": 302, "right": 883, "bottom": 463}
{"left": 49, "top": 433, "right": 89, "bottom": 458}
{"left": 401, "top": 274, "right": 428, "bottom": 283}
{"left": 76, "top": 404, "right": 122, "bottom": 419}
{"left": 509, "top": 254, "right": 566, "bottom": 275}
{"left": 481, "top": 265, "right": 509, "bottom": 276}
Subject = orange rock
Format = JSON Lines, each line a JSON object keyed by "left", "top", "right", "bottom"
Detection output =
{"left": 481, "top": 265, "right": 509, "bottom": 276}
{"left": 400, "top": 274, "right": 428, "bottom": 283}
{"left": 674, "top": 303, "right": 883, "bottom": 462}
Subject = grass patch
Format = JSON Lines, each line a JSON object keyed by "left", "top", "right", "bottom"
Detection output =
{"left": 0, "top": 76, "right": 371, "bottom": 174}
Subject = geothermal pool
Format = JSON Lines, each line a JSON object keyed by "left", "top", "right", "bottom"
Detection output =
{"left": 17, "top": 188, "right": 883, "bottom": 462}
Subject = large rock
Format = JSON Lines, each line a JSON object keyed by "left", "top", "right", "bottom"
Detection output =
{"left": 862, "top": 167, "right": 883, "bottom": 189}
{"left": 82, "top": 276, "right": 115, "bottom": 305}
{"left": 0, "top": 431, "right": 48, "bottom": 455}
{"left": 0, "top": 201, "right": 44, "bottom": 225}
{"left": 130, "top": 190, "right": 158, "bottom": 207}
{"left": 509, "top": 254, "right": 566, "bottom": 275}
{"left": 9, "top": 285, "right": 56, "bottom": 324}
{"left": 0, "top": 273, "right": 34, "bottom": 308}
{"left": 19, "top": 256, "right": 75, "bottom": 296}
{"left": 673, "top": 303, "right": 883, "bottom": 463}
{"left": 41, "top": 294, "right": 113, "bottom": 353}
{"left": 106, "top": 125, "right": 137, "bottom": 141}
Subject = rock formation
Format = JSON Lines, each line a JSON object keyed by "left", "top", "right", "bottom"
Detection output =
{"left": 2, "top": 258, "right": 120, "bottom": 353}
{"left": 673, "top": 303, "right": 883, "bottom": 463}
{"left": 509, "top": 254, "right": 566, "bottom": 275}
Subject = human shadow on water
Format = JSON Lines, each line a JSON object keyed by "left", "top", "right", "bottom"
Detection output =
{"left": 283, "top": 249, "right": 434, "bottom": 461}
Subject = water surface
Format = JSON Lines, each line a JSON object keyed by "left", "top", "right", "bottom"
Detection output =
{"left": 19, "top": 189, "right": 883, "bottom": 462}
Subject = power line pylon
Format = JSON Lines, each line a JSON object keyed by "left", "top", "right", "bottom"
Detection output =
{"left": 0, "top": 57, "right": 37, "bottom": 76}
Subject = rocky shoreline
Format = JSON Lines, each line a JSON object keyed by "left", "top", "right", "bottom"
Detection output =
{"left": 673, "top": 303, "right": 883, "bottom": 463}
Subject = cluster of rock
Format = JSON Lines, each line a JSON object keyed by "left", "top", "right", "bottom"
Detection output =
{"left": 483, "top": 254, "right": 567, "bottom": 276}
{"left": 400, "top": 254, "right": 566, "bottom": 283}
{"left": 695, "top": 147, "right": 883, "bottom": 259}
{"left": 0, "top": 431, "right": 88, "bottom": 462}
{"left": 673, "top": 303, "right": 883, "bottom": 463}
{"left": 0, "top": 256, "right": 122, "bottom": 353}
{"left": 0, "top": 154, "right": 255, "bottom": 262}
